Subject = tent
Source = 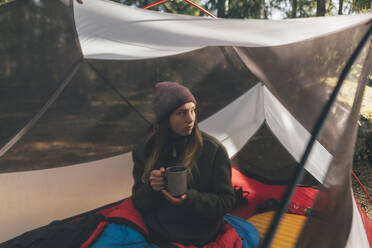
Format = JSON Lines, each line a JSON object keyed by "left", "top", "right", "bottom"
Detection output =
{"left": 0, "top": 0, "right": 371, "bottom": 247}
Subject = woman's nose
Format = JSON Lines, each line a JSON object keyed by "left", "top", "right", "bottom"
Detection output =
{"left": 186, "top": 112, "right": 194, "bottom": 122}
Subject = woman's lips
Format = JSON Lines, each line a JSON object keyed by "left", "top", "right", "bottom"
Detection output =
{"left": 185, "top": 126, "right": 193, "bottom": 132}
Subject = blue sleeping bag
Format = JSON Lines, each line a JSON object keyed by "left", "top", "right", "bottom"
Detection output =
{"left": 92, "top": 214, "right": 260, "bottom": 248}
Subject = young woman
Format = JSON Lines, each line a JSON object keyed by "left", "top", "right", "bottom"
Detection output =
{"left": 131, "top": 82, "right": 235, "bottom": 246}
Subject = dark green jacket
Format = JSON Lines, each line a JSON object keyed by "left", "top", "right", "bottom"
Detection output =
{"left": 131, "top": 131, "right": 235, "bottom": 246}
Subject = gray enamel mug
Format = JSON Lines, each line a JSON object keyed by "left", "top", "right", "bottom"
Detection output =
{"left": 165, "top": 166, "right": 188, "bottom": 197}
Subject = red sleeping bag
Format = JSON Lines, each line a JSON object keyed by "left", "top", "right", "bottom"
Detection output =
{"left": 230, "top": 167, "right": 319, "bottom": 219}
{"left": 81, "top": 198, "right": 242, "bottom": 248}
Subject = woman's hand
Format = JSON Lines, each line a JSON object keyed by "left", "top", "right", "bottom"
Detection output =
{"left": 150, "top": 167, "right": 187, "bottom": 205}
{"left": 149, "top": 167, "right": 165, "bottom": 191}
{"left": 161, "top": 190, "right": 187, "bottom": 205}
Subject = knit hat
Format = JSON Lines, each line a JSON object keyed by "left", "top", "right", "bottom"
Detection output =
{"left": 154, "top": 82, "right": 197, "bottom": 122}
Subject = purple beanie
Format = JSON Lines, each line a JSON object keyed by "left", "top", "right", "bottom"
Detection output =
{"left": 154, "top": 82, "right": 197, "bottom": 122}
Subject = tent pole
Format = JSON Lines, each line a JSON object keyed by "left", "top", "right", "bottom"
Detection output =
{"left": 143, "top": 0, "right": 170, "bottom": 9}
{"left": 181, "top": 0, "right": 216, "bottom": 18}
{"left": 261, "top": 25, "right": 372, "bottom": 248}
{"left": 143, "top": 0, "right": 216, "bottom": 18}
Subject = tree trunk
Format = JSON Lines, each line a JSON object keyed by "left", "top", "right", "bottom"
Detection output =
{"left": 317, "top": 0, "right": 326, "bottom": 16}
{"left": 292, "top": 0, "right": 297, "bottom": 18}
{"left": 217, "top": 0, "right": 227, "bottom": 17}
{"left": 224, "top": 0, "right": 229, "bottom": 17}
{"left": 338, "top": 0, "right": 343, "bottom": 14}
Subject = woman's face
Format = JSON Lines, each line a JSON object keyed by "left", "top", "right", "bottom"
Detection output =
{"left": 169, "top": 102, "right": 196, "bottom": 136}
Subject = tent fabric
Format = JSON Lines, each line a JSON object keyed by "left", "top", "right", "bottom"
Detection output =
{"left": 296, "top": 41, "right": 372, "bottom": 247}
{"left": 263, "top": 86, "right": 333, "bottom": 183}
{"left": 0, "top": 0, "right": 83, "bottom": 161}
{"left": 1, "top": 0, "right": 371, "bottom": 247}
{"left": 233, "top": 28, "right": 372, "bottom": 156}
{"left": 345, "top": 197, "right": 371, "bottom": 248}
{"left": 0, "top": 61, "right": 82, "bottom": 158}
{"left": 199, "top": 83, "right": 265, "bottom": 159}
{"left": 200, "top": 83, "right": 333, "bottom": 183}
{"left": 74, "top": 0, "right": 372, "bottom": 60}
{"left": 353, "top": 198, "right": 372, "bottom": 248}
{"left": 0, "top": 152, "right": 134, "bottom": 243}
{"left": 1, "top": 45, "right": 257, "bottom": 173}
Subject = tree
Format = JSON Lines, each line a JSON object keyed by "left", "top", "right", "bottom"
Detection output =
{"left": 338, "top": 0, "right": 344, "bottom": 14}
{"left": 317, "top": 0, "right": 326, "bottom": 16}
{"left": 292, "top": 0, "right": 297, "bottom": 17}
{"left": 225, "top": 0, "right": 267, "bottom": 18}
{"left": 206, "top": 0, "right": 227, "bottom": 17}
{"left": 351, "top": 0, "right": 371, "bottom": 12}
{"left": 294, "top": 0, "right": 316, "bottom": 17}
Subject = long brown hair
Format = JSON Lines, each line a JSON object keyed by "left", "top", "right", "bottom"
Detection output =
{"left": 141, "top": 118, "right": 203, "bottom": 184}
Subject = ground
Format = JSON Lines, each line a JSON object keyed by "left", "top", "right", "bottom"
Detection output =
{"left": 353, "top": 162, "right": 372, "bottom": 219}
{"left": 352, "top": 83, "right": 372, "bottom": 220}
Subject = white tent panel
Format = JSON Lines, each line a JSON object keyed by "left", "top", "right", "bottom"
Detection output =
{"left": 0, "top": 153, "right": 134, "bottom": 243}
{"left": 345, "top": 196, "right": 370, "bottom": 248}
{"left": 199, "top": 83, "right": 265, "bottom": 158}
{"left": 76, "top": 38, "right": 200, "bottom": 60}
{"left": 263, "top": 86, "right": 333, "bottom": 183}
{"left": 74, "top": 0, "right": 372, "bottom": 60}
{"left": 199, "top": 83, "right": 334, "bottom": 183}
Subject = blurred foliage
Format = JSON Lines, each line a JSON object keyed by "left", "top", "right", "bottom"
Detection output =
{"left": 122, "top": 0, "right": 204, "bottom": 16}
{"left": 351, "top": 0, "right": 371, "bottom": 12}
{"left": 0, "top": 0, "right": 15, "bottom": 6}
{"left": 354, "top": 117, "right": 372, "bottom": 163}
{"left": 296, "top": 0, "right": 317, "bottom": 17}
{"left": 354, "top": 82, "right": 372, "bottom": 164}
{"left": 0, "top": 0, "right": 370, "bottom": 17}
{"left": 225, "top": 0, "right": 267, "bottom": 18}
{"left": 122, "top": 0, "right": 272, "bottom": 18}
{"left": 116, "top": 0, "right": 371, "bottom": 19}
